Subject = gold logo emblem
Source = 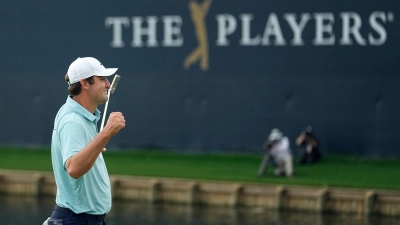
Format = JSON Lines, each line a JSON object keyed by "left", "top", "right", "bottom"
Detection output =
{"left": 184, "top": 0, "right": 212, "bottom": 71}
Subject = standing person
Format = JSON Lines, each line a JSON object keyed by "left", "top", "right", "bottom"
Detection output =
{"left": 46, "top": 57, "right": 126, "bottom": 225}
{"left": 296, "top": 126, "right": 321, "bottom": 164}
{"left": 257, "top": 128, "right": 293, "bottom": 178}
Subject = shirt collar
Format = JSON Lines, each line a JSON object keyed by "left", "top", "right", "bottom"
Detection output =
{"left": 66, "top": 96, "right": 101, "bottom": 122}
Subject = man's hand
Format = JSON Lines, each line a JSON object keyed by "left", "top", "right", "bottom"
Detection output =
{"left": 102, "top": 112, "right": 126, "bottom": 137}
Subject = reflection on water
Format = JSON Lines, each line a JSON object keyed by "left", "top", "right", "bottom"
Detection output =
{"left": 0, "top": 195, "right": 398, "bottom": 225}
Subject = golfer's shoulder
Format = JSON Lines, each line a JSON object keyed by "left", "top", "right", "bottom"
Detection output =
{"left": 58, "top": 108, "right": 85, "bottom": 124}
{"left": 57, "top": 114, "right": 86, "bottom": 134}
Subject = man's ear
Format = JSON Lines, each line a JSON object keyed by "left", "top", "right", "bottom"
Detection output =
{"left": 80, "top": 79, "right": 90, "bottom": 90}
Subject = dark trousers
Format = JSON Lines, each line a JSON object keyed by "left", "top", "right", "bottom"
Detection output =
{"left": 299, "top": 148, "right": 321, "bottom": 164}
{"left": 49, "top": 205, "right": 106, "bottom": 225}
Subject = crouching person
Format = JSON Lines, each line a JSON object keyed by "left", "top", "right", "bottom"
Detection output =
{"left": 257, "top": 128, "right": 293, "bottom": 178}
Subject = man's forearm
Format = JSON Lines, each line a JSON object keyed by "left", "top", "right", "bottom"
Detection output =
{"left": 66, "top": 131, "right": 111, "bottom": 179}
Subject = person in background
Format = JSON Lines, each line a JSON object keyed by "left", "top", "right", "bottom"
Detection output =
{"left": 296, "top": 126, "right": 321, "bottom": 164}
{"left": 257, "top": 128, "right": 293, "bottom": 178}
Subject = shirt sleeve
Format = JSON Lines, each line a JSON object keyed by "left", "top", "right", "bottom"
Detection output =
{"left": 279, "top": 137, "right": 290, "bottom": 150}
{"left": 59, "top": 120, "right": 87, "bottom": 170}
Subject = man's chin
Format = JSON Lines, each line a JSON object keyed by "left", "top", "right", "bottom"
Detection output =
{"left": 99, "top": 97, "right": 108, "bottom": 105}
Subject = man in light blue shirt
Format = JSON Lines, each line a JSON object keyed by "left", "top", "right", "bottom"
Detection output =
{"left": 48, "top": 57, "right": 126, "bottom": 225}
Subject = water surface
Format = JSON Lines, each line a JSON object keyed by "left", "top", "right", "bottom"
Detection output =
{"left": 0, "top": 196, "right": 397, "bottom": 225}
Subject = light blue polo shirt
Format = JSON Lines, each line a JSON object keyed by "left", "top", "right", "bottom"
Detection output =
{"left": 51, "top": 96, "right": 111, "bottom": 214}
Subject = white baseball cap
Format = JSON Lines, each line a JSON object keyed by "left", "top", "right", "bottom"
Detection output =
{"left": 268, "top": 128, "right": 283, "bottom": 141}
{"left": 67, "top": 57, "right": 118, "bottom": 85}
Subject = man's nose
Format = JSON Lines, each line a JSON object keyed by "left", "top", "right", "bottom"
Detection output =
{"left": 105, "top": 78, "right": 111, "bottom": 88}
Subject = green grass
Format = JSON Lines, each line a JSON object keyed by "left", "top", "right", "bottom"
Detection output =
{"left": 0, "top": 146, "right": 399, "bottom": 190}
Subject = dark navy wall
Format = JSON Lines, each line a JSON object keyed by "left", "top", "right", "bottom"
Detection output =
{"left": 0, "top": 1, "right": 399, "bottom": 156}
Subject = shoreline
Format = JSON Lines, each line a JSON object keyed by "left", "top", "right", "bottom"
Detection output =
{"left": 0, "top": 169, "right": 399, "bottom": 217}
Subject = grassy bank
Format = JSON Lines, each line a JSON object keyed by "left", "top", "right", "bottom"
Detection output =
{"left": 0, "top": 146, "right": 399, "bottom": 190}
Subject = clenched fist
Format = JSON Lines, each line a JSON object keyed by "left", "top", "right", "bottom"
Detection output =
{"left": 102, "top": 112, "right": 126, "bottom": 137}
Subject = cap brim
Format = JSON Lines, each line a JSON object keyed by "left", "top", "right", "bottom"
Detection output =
{"left": 96, "top": 68, "right": 118, "bottom": 76}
